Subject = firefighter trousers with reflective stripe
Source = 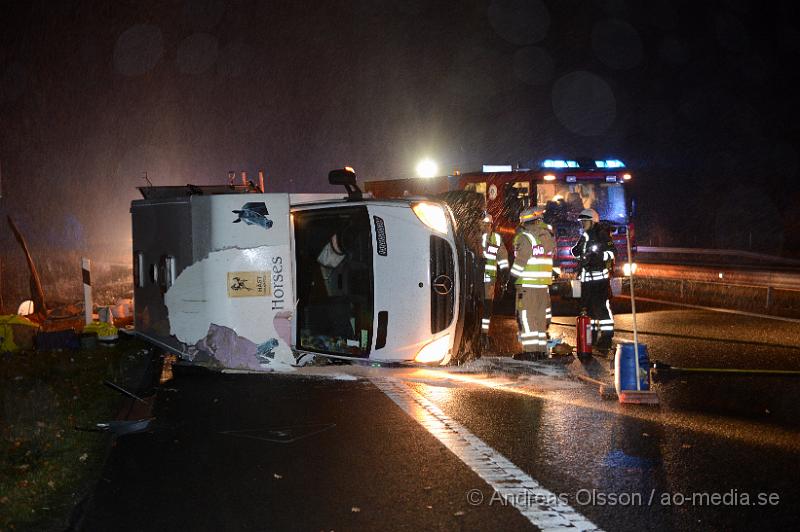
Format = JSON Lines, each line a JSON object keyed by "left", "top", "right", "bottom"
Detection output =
{"left": 580, "top": 279, "right": 614, "bottom": 349}
{"left": 481, "top": 281, "right": 496, "bottom": 334}
{"left": 515, "top": 286, "right": 549, "bottom": 354}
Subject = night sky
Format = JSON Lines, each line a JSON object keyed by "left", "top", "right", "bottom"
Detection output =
{"left": 1, "top": 0, "right": 799, "bottom": 267}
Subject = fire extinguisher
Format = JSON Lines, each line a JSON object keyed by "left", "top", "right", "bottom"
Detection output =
{"left": 577, "top": 309, "right": 593, "bottom": 356}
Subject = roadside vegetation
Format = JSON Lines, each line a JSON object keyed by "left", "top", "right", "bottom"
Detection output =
{"left": 1, "top": 338, "right": 150, "bottom": 531}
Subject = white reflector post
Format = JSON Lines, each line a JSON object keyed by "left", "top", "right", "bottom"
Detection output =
{"left": 82, "top": 257, "right": 92, "bottom": 325}
{"left": 17, "top": 300, "right": 34, "bottom": 316}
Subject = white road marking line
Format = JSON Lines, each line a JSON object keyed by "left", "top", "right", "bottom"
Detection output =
{"left": 370, "top": 377, "right": 602, "bottom": 531}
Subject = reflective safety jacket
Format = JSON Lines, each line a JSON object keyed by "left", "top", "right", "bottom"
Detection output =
{"left": 511, "top": 224, "right": 555, "bottom": 288}
{"left": 482, "top": 231, "right": 508, "bottom": 282}
{"left": 571, "top": 225, "right": 615, "bottom": 282}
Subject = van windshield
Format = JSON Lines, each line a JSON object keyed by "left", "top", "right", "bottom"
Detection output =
{"left": 294, "top": 206, "right": 374, "bottom": 357}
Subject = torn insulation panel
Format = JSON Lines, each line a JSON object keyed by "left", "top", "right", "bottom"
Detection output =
{"left": 165, "top": 246, "right": 295, "bottom": 370}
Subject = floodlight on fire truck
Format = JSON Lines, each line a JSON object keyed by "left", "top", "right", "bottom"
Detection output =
{"left": 544, "top": 174, "right": 556, "bottom": 181}
{"left": 623, "top": 173, "right": 632, "bottom": 180}
{"left": 416, "top": 158, "right": 439, "bottom": 178}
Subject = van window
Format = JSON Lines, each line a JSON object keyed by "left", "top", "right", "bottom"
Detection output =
{"left": 512, "top": 181, "right": 530, "bottom": 205}
{"left": 464, "top": 181, "right": 487, "bottom": 197}
{"left": 501, "top": 181, "right": 530, "bottom": 224}
{"left": 294, "top": 206, "right": 374, "bottom": 357}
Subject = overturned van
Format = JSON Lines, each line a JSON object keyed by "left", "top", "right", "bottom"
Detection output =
{"left": 131, "top": 168, "right": 483, "bottom": 371}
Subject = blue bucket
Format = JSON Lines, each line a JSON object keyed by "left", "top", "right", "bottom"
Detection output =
{"left": 614, "top": 342, "right": 650, "bottom": 393}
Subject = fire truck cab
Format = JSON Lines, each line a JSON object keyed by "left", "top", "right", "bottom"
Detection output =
{"left": 364, "top": 158, "right": 636, "bottom": 298}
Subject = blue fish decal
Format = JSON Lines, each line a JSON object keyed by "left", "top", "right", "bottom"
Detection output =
{"left": 232, "top": 202, "right": 273, "bottom": 229}
{"left": 256, "top": 338, "right": 280, "bottom": 364}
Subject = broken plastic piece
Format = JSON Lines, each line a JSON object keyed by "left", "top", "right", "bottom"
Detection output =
{"left": 76, "top": 418, "right": 153, "bottom": 437}
{"left": 103, "top": 380, "right": 146, "bottom": 403}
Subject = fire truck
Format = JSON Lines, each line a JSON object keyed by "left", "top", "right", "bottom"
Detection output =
{"left": 364, "top": 158, "right": 636, "bottom": 298}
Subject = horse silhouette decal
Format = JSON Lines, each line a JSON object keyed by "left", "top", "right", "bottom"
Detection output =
{"left": 229, "top": 276, "right": 253, "bottom": 292}
{"left": 232, "top": 202, "right": 273, "bottom": 229}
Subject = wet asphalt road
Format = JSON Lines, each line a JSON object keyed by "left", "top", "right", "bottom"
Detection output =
{"left": 76, "top": 301, "right": 800, "bottom": 531}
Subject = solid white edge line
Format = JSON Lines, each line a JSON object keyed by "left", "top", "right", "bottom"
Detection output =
{"left": 370, "top": 377, "right": 602, "bottom": 532}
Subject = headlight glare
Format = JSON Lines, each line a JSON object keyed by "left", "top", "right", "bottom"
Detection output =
{"left": 414, "top": 335, "right": 451, "bottom": 364}
{"left": 412, "top": 202, "right": 449, "bottom": 234}
{"left": 623, "top": 262, "right": 638, "bottom": 276}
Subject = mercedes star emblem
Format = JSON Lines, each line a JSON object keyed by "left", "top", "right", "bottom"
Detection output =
{"left": 432, "top": 274, "right": 454, "bottom": 296}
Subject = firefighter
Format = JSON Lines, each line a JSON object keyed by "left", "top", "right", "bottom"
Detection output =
{"left": 571, "top": 208, "right": 615, "bottom": 355}
{"left": 509, "top": 206, "right": 555, "bottom": 360}
{"left": 480, "top": 214, "right": 508, "bottom": 349}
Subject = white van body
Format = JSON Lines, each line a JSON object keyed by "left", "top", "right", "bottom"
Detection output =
{"left": 131, "top": 185, "right": 481, "bottom": 371}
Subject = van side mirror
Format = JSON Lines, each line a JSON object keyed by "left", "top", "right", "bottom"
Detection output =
{"left": 328, "top": 167, "right": 363, "bottom": 201}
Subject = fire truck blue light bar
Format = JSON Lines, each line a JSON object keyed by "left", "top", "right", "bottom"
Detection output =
{"left": 542, "top": 159, "right": 579, "bottom": 169}
{"left": 595, "top": 159, "right": 626, "bottom": 168}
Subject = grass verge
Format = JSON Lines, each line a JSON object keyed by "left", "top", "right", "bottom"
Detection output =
{"left": 1, "top": 337, "right": 152, "bottom": 531}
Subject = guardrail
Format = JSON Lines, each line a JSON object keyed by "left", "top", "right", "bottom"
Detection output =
{"left": 630, "top": 248, "right": 800, "bottom": 317}
{"left": 636, "top": 246, "right": 800, "bottom": 267}
{"left": 626, "top": 265, "right": 800, "bottom": 318}
{"left": 634, "top": 263, "right": 800, "bottom": 292}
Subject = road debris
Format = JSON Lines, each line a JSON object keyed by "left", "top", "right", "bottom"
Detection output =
{"left": 103, "top": 380, "right": 147, "bottom": 403}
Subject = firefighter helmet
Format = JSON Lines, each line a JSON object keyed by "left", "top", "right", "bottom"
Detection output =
{"left": 519, "top": 206, "right": 545, "bottom": 224}
{"left": 578, "top": 208, "right": 599, "bottom": 223}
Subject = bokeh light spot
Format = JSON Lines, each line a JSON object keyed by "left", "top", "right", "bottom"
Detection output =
{"left": 113, "top": 24, "right": 164, "bottom": 77}
{"left": 512, "top": 47, "right": 554, "bottom": 85}
{"left": 591, "top": 19, "right": 643, "bottom": 70}
{"left": 551, "top": 71, "right": 616, "bottom": 136}
{"left": 177, "top": 33, "right": 219, "bottom": 75}
{"left": 488, "top": 0, "right": 550, "bottom": 45}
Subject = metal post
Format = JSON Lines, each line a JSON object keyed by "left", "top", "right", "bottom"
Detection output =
{"left": 258, "top": 169, "right": 265, "bottom": 193}
{"left": 626, "top": 224, "right": 641, "bottom": 391}
{"left": 82, "top": 258, "right": 92, "bottom": 324}
{"left": 680, "top": 279, "right": 685, "bottom": 299}
{"left": 241, "top": 171, "right": 247, "bottom": 187}
{"left": 766, "top": 286, "right": 772, "bottom": 309}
